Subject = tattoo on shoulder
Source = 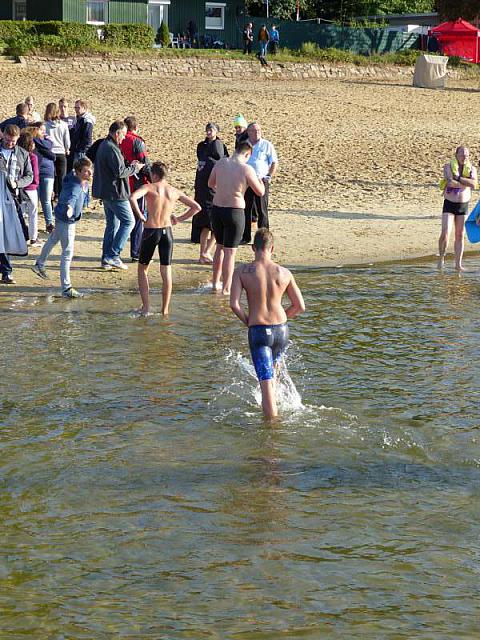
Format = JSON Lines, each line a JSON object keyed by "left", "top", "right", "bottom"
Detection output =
{"left": 242, "top": 264, "right": 257, "bottom": 273}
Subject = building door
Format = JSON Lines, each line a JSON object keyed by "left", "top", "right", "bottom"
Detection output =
{"left": 12, "top": 0, "right": 27, "bottom": 20}
{"left": 148, "top": 1, "right": 170, "bottom": 33}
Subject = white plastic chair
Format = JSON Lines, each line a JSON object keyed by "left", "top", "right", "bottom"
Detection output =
{"left": 169, "top": 32, "right": 179, "bottom": 48}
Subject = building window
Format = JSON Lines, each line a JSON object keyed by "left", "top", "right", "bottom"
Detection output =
{"left": 148, "top": 1, "right": 170, "bottom": 33}
{"left": 12, "top": 0, "right": 27, "bottom": 21}
{"left": 86, "top": 0, "right": 108, "bottom": 25}
{"left": 205, "top": 2, "right": 226, "bottom": 30}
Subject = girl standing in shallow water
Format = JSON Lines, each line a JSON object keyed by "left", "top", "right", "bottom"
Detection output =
{"left": 438, "top": 146, "right": 477, "bottom": 271}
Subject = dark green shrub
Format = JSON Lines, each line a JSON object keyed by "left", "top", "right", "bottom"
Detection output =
{"left": 4, "top": 34, "right": 38, "bottom": 57}
{"left": 0, "top": 20, "right": 37, "bottom": 40}
{"left": 158, "top": 20, "right": 170, "bottom": 47}
{"left": 35, "top": 21, "right": 98, "bottom": 46}
{"left": 103, "top": 23, "right": 154, "bottom": 48}
{"left": 447, "top": 56, "right": 463, "bottom": 67}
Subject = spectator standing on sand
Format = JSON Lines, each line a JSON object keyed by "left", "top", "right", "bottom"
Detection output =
{"left": 258, "top": 24, "right": 270, "bottom": 58}
{"left": 59, "top": 98, "right": 76, "bottom": 131}
{"left": 44, "top": 102, "right": 70, "bottom": 199}
{"left": 191, "top": 122, "right": 228, "bottom": 264}
{"left": 17, "top": 131, "right": 41, "bottom": 247}
{"left": 120, "top": 116, "right": 151, "bottom": 262}
{"left": 70, "top": 100, "right": 95, "bottom": 166}
{"left": 243, "top": 122, "right": 278, "bottom": 244}
{"left": 93, "top": 120, "right": 142, "bottom": 271}
{"left": 0, "top": 124, "right": 33, "bottom": 284}
{"left": 233, "top": 114, "right": 249, "bottom": 150}
{"left": 243, "top": 22, "right": 253, "bottom": 54}
{"left": 33, "top": 122, "right": 56, "bottom": 233}
{"left": 25, "top": 96, "right": 41, "bottom": 123}
{"left": 438, "top": 145, "right": 477, "bottom": 271}
{"left": 0, "top": 103, "right": 29, "bottom": 132}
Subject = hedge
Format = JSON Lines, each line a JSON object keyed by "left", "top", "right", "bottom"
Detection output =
{"left": 1, "top": 21, "right": 154, "bottom": 55}
{"left": 103, "top": 23, "right": 154, "bottom": 49}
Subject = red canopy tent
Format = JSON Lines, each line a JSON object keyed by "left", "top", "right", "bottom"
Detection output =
{"left": 429, "top": 18, "right": 480, "bottom": 64}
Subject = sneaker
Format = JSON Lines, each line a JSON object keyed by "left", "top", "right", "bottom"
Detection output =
{"left": 131, "top": 257, "right": 138, "bottom": 263}
{"left": 105, "top": 258, "right": 128, "bottom": 271}
{"left": 1, "top": 275, "right": 15, "bottom": 284}
{"left": 31, "top": 263, "right": 49, "bottom": 280}
{"left": 62, "top": 287, "right": 84, "bottom": 299}
{"left": 100, "top": 262, "right": 113, "bottom": 270}
{"left": 30, "top": 239, "right": 43, "bottom": 247}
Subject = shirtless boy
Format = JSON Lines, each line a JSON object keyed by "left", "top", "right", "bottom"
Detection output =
{"left": 208, "top": 141, "right": 265, "bottom": 295}
{"left": 129, "top": 161, "right": 200, "bottom": 315}
{"left": 230, "top": 228, "right": 305, "bottom": 419}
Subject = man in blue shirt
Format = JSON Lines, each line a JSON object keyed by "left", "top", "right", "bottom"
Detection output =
{"left": 243, "top": 122, "right": 278, "bottom": 244}
{"left": 32, "top": 158, "right": 92, "bottom": 298}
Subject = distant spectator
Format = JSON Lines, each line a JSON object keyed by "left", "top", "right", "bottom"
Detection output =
{"left": 0, "top": 103, "right": 29, "bottom": 132}
{"left": 233, "top": 114, "right": 248, "bottom": 150}
{"left": 33, "top": 122, "right": 56, "bottom": 233}
{"left": 243, "top": 22, "right": 253, "bottom": 55}
{"left": 25, "top": 96, "right": 41, "bottom": 123}
{"left": 270, "top": 24, "right": 280, "bottom": 55}
{"left": 45, "top": 102, "right": 70, "bottom": 198}
{"left": 258, "top": 24, "right": 270, "bottom": 58}
{"left": 70, "top": 99, "right": 95, "bottom": 165}
{"left": 59, "top": 98, "right": 76, "bottom": 130}
{"left": 17, "top": 131, "right": 41, "bottom": 246}
{"left": 187, "top": 19, "right": 198, "bottom": 47}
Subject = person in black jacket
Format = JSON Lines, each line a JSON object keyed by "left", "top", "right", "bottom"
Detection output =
{"left": 191, "top": 122, "right": 228, "bottom": 264}
{"left": 92, "top": 120, "right": 143, "bottom": 271}
{"left": 69, "top": 100, "right": 95, "bottom": 168}
{"left": 0, "top": 103, "right": 29, "bottom": 132}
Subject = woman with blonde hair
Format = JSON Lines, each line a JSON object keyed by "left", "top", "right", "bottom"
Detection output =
{"left": 45, "top": 102, "right": 70, "bottom": 198}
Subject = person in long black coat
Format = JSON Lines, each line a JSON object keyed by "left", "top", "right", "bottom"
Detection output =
{"left": 191, "top": 122, "right": 228, "bottom": 263}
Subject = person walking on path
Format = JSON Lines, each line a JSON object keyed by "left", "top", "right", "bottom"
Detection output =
{"left": 93, "top": 120, "right": 142, "bottom": 271}
{"left": 191, "top": 122, "right": 228, "bottom": 264}
{"left": 243, "top": 22, "right": 253, "bottom": 54}
{"left": 243, "top": 122, "right": 278, "bottom": 244}
{"left": 129, "top": 161, "right": 200, "bottom": 316}
{"left": 258, "top": 24, "right": 270, "bottom": 59}
{"left": 207, "top": 140, "right": 264, "bottom": 295}
{"left": 230, "top": 228, "right": 305, "bottom": 419}
{"left": 438, "top": 146, "right": 477, "bottom": 271}
{"left": 32, "top": 158, "right": 92, "bottom": 298}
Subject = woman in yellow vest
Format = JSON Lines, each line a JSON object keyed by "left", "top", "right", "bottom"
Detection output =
{"left": 438, "top": 146, "right": 477, "bottom": 271}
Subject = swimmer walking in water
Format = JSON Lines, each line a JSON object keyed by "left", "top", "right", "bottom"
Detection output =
{"left": 129, "top": 161, "right": 200, "bottom": 315}
{"left": 208, "top": 141, "right": 265, "bottom": 295}
{"left": 230, "top": 228, "right": 305, "bottom": 419}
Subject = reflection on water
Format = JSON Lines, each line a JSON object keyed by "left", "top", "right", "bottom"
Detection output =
{"left": 1, "top": 258, "right": 480, "bottom": 637}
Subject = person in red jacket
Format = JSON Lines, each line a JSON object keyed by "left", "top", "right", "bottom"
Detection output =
{"left": 120, "top": 116, "right": 150, "bottom": 262}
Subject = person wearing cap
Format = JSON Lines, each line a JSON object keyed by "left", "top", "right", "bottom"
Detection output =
{"left": 233, "top": 114, "right": 249, "bottom": 150}
{"left": 191, "top": 122, "right": 228, "bottom": 264}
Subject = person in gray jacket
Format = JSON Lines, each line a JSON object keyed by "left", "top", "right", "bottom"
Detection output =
{"left": 92, "top": 120, "right": 143, "bottom": 270}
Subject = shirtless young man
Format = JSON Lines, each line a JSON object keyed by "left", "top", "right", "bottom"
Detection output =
{"left": 129, "top": 161, "right": 200, "bottom": 315}
{"left": 230, "top": 228, "right": 305, "bottom": 419}
{"left": 208, "top": 141, "right": 265, "bottom": 295}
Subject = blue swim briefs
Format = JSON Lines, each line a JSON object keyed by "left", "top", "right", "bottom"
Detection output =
{"left": 248, "top": 323, "right": 289, "bottom": 381}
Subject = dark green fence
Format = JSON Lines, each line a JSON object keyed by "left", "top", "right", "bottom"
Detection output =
{"left": 245, "top": 18, "right": 419, "bottom": 54}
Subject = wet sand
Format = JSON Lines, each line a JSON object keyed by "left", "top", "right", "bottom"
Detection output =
{"left": 3, "top": 67, "right": 480, "bottom": 292}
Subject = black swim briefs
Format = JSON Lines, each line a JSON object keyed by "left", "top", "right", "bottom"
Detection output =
{"left": 210, "top": 206, "right": 245, "bottom": 248}
{"left": 139, "top": 227, "right": 173, "bottom": 266}
{"left": 443, "top": 199, "right": 469, "bottom": 216}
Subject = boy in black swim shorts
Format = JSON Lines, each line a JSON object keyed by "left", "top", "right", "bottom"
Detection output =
{"left": 129, "top": 161, "right": 200, "bottom": 315}
{"left": 230, "top": 229, "right": 305, "bottom": 419}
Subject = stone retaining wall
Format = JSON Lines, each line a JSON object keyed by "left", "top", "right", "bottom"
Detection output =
{"left": 20, "top": 53, "right": 419, "bottom": 81}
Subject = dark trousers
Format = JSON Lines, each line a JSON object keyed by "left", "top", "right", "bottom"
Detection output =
{"left": 243, "top": 40, "right": 252, "bottom": 54}
{"left": 243, "top": 180, "right": 269, "bottom": 243}
{"left": 130, "top": 196, "right": 145, "bottom": 259}
{"left": 54, "top": 154, "right": 67, "bottom": 197}
{"left": 0, "top": 253, "right": 12, "bottom": 277}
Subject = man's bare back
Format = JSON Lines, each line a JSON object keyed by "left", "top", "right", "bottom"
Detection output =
{"left": 209, "top": 156, "right": 263, "bottom": 208}
{"left": 239, "top": 261, "right": 294, "bottom": 326}
{"left": 143, "top": 181, "right": 180, "bottom": 228}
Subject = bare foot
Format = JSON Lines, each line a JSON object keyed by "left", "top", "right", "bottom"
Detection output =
{"left": 437, "top": 257, "right": 445, "bottom": 270}
{"left": 222, "top": 288, "right": 230, "bottom": 296}
{"left": 455, "top": 264, "right": 466, "bottom": 272}
{"left": 212, "top": 282, "right": 222, "bottom": 292}
{"left": 199, "top": 255, "right": 213, "bottom": 265}
{"left": 139, "top": 307, "right": 152, "bottom": 317}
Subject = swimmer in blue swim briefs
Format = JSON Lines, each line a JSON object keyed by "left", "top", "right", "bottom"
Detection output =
{"left": 230, "top": 228, "right": 305, "bottom": 419}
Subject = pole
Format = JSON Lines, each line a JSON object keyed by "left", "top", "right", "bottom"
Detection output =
{"left": 296, "top": 0, "right": 300, "bottom": 21}
{"left": 266, "top": 0, "right": 269, "bottom": 19}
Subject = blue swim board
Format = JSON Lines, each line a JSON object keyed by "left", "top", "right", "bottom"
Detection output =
{"left": 465, "top": 200, "right": 480, "bottom": 244}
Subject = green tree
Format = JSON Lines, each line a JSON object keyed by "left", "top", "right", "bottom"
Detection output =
{"left": 157, "top": 19, "right": 170, "bottom": 47}
{"left": 436, "top": 0, "right": 479, "bottom": 21}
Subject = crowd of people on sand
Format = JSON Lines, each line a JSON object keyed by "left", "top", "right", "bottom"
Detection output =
{"left": 0, "top": 94, "right": 475, "bottom": 416}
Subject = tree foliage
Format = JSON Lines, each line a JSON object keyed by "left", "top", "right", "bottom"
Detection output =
{"left": 245, "top": 0, "right": 436, "bottom": 20}
{"left": 436, "top": 0, "right": 479, "bottom": 21}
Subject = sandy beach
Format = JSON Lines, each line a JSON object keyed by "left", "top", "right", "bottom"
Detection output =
{"left": 2, "top": 65, "right": 480, "bottom": 292}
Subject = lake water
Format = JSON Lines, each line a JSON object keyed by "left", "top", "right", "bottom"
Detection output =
{"left": 1, "top": 258, "right": 479, "bottom": 638}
